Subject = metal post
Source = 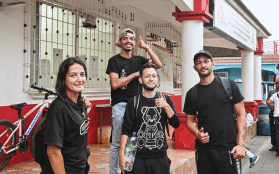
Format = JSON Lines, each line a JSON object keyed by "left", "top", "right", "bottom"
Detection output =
{"left": 100, "top": 108, "right": 102, "bottom": 144}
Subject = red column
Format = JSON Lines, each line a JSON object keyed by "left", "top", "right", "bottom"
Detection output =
{"left": 172, "top": 0, "right": 213, "bottom": 23}
{"left": 172, "top": 0, "right": 212, "bottom": 150}
{"left": 273, "top": 41, "right": 276, "bottom": 54}
{"left": 254, "top": 37, "right": 265, "bottom": 120}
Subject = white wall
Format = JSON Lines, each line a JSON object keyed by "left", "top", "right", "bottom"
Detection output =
{"left": 0, "top": 4, "right": 34, "bottom": 106}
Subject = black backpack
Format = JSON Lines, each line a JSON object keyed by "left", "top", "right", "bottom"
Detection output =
{"left": 34, "top": 128, "right": 47, "bottom": 169}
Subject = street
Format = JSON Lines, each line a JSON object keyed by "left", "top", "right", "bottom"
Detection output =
{"left": 242, "top": 136, "right": 278, "bottom": 174}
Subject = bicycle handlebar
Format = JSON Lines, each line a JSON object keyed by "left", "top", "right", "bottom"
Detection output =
{"left": 31, "top": 83, "right": 56, "bottom": 95}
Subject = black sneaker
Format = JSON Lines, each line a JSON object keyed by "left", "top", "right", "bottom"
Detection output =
{"left": 269, "top": 146, "right": 276, "bottom": 151}
{"left": 276, "top": 154, "right": 279, "bottom": 157}
{"left": 249, "top": 156, "right": 259, "bottom": 168}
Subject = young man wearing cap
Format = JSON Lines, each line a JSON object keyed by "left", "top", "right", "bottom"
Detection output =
{"left": 266, "top": 78, "right": 279, "bottom": 157}
{"left": 266, "top": 78, "right": 279, "bottom": 152}
{"left": 106, "top": 28, "right": 161, "bottom": 174}
{"left": 183, "top": 50, "right": 247, "bottom": 174}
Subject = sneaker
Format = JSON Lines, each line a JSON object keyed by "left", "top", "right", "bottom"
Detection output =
{"left": 276, "top": 154, "right": 279, "bottom": 157}
{"left": 269, "top": 146, "right": 276, "bottom": 151}
{"left": 249, "top": 156, "right": 259, "bottom": 168}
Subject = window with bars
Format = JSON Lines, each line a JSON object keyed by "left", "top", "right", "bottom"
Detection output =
{"left": 24, "top": 0, "right": 126, "bottom": 90}
{"left": 146, "top": 22, "right": 182, "bottom": 88}
{"left": 213, "top": 70, "right": 229, "bottom": 78}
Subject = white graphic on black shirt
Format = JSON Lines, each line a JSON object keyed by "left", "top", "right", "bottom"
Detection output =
{"left": 80, "top": 120, "right": 89, "bottom": 135}
{"left": 137, "top": 106, "right": 164, "bottom": 150}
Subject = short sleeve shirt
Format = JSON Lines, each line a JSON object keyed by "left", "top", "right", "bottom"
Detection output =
{"left": 43, "top": 97, "right": 89, "bottom": 174}
{"left": 183, "top": 77, "right": 244, "bottom": 149}
{"left": 106, "top": 54, "right": 149, "bottom": 106}
{"left": 270, "top": 92, "right": 279, "bottom": 117}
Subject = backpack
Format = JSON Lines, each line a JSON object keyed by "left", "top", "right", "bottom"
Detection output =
{"left": 34, "top": 128, "right": 47, "bottom": 169}
{"left": 133, "top": 92, "right": 170, "bottom": 137}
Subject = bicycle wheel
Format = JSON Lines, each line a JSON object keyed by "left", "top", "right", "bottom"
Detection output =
{"left": 30, "top": 116, "right": 46, "bottom": 158}
{"left": 0, "top": 119, "right": 16, "bottom": 171}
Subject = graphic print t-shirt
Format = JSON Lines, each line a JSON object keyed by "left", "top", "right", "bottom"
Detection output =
{"left": 43, "top": 97, "right": 89, "bottom": 174}
{"left": 122, "top": 93, "right": 180, "bottom": 158}
{"left": 106, "top": 54, "right": 149, "bottom": 106}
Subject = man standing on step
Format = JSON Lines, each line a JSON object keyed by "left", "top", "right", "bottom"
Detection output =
{"left": 183, "top": 50, "right": 247, "bottom": 174}
{"left": 266, "top": 78, "right": 279, "bottom": 152}
{"left": 266, "top": 78, "right": 279, "bottom": 157}
{"left": 119, "top": 63, "right": 180, "bottom": 174}
{"left": 106, "top": 28, "right": 161, "bottom": 174}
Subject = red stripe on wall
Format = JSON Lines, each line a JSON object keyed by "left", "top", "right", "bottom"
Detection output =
{"left": 0, "top": 95, "right": 182, "bottom": 166}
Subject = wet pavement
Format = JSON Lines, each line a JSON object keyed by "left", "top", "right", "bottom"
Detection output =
{"left": 242, "top": 135, "right": 279, "bottom": 174}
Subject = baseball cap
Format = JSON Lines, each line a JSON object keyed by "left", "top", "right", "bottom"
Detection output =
{"left": 193, "top": 50, "right": 213, "bottom": 63}
{"left": 275, "top": 78, "right": 279, "bottom": 83}
{"left": 119, "top": 28, "right": 136, "bottom": 40}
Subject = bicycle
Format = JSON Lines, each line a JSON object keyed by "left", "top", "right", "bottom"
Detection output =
{"left": 0, "top": 83, "right": 56, "bottom": 170}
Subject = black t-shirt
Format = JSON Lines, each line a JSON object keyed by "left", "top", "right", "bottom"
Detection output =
{"left": 42, "top": 97, "right": 90, "bottom": 174}
{"left": 122, "top": 93, "right": 180, "bottom": 158}
{"left": 106, "top": 54, "right": 149, "bottom": 106}
{"left": 183, "top": 77, "right": 244, "bottom": 149}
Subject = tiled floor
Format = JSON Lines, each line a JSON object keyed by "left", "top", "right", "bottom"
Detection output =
{"left": 0, "top": 125, "right": 196, "bottom": 174}
{"left": 0, "top": 141, "right": 195, "bottom": 174}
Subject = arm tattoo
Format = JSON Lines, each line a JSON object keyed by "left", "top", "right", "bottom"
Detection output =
{"left": 242, "top": 126, "right": 247, "bottom": 143}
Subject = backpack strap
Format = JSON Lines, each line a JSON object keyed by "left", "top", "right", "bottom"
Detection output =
{"left": 134, "top": 94, "right": 140, "bottom": 118}
{"left": 217, "top": 77, "right": 233, "bottom": 101}
{"left": 159, "top": 93, "right": 170, "bottom": 137}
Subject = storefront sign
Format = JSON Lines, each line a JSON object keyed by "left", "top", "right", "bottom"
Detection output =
{"left": 205, "top": 0, "right": 257, "bottom": 51}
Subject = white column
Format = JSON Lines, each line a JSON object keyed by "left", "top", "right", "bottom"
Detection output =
{"left": 241, "top": 51, "right": 254, "bottom": 101}
{"left": 181, "top": 20, "right": 203, "bottom": 111}
{"left": 254, "top": 54, "right": 262, "bottom": 100}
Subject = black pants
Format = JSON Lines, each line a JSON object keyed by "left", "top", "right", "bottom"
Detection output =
{"left": 128, "top": 156, "right": 170, "bottom": 174}
{"left": 269, "top": 111, "right": 276, "bottom": 147}
{"left": 195, "top": 145, "right": 237, "bottom": 174}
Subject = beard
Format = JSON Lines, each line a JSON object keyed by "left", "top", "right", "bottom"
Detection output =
{"left": 197, "top": 67, "right": 212, "bottom": 77}
{"left": 123, "top": 48, "right": 132, "bottom": 52}
{"left": 142, "top": 82, "right": 156, "bottom": 91}
{"left": 121, "top": 43, "right": 133, "bottom": 52}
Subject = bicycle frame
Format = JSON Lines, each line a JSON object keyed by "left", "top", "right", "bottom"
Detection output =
{"left": 1, "top": 101, "right": 49, "bottom": 154}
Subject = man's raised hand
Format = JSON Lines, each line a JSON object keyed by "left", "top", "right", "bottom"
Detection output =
{"left": 137, "top": 36, "right": 148, "bottom": 49}
{"left": 155, "top": 92, "right": 168, "bottom": 109}
{"left": 197, "top": 127, "right": 210, "bottom": 143}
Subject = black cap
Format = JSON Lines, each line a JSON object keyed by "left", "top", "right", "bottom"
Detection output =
{"left": 193, "top": 50, "right": 213, "bottom": 63}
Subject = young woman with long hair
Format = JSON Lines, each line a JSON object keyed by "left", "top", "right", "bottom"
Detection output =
{"left": 42, "top": 57, "right": 92, "bottom": 174}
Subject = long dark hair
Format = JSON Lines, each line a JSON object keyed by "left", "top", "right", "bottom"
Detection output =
{"left": 55, "top": 57, "right": 87, "bottom": 111}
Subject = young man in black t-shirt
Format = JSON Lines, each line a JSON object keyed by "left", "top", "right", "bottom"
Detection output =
{"left": 183, "top": 50, "right": 247, "bottom": 174}
{"left": 119, "top": 63, "right": 180, "bottom": 174}
{"left": 106, "top": 28, "right": 162, "bottom": 174}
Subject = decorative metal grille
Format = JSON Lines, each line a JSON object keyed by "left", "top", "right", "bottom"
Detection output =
{"left": 24, "top": 0, "right": 127, "bottom": 90}
{"left": 146, "top": 22, "right": 182, "bottom": 88}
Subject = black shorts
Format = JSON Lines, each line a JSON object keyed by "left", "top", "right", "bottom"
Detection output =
{"left": 128, "top": 156, "right": 170, "bottom": 174}
{"left": 196, "top": 145, "right": 237, "bottom": 174}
